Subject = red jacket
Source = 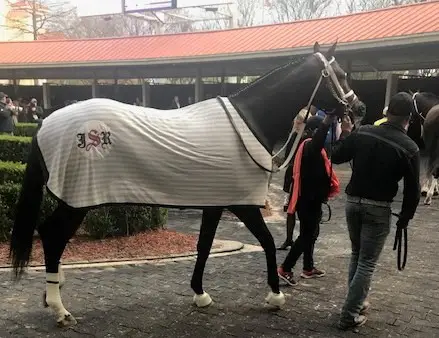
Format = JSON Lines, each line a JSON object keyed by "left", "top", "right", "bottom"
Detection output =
{"left": 287, "top": 138, "right": 340, "bottom": 214}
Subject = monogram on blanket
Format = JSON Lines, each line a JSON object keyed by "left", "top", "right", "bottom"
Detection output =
{"left": 37, "top": 97, "right": 272, "bottom": 209}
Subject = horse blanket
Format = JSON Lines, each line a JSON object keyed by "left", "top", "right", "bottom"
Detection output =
{"left": 37, "top": 97, "right": 272, "bottom": 209}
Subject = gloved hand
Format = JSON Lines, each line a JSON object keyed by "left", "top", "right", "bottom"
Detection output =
{"left": 396, "top": 217, "right": 409, "bottom": 230}
{"left": 327, "top": 105, "right": 347, "bottom": 118}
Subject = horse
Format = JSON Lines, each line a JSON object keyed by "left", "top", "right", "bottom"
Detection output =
{"left": 411, "top": 91, "right": 439, "bottom": 205}
{"left": 9, "top": 41, "right": 360, "bottom": 328}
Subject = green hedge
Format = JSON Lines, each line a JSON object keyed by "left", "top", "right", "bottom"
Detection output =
{"left": 14, "top": 123, "right": 39, "bottom": 137}
{"left": 0, "top": 134, "right": 168, "bottom": 241}
{"left": 0, "top": 161, "right": 26, "bottom": 184}
{"left": 0, "top": 135, "right": 32, "bottom": 163}
{"left": 0, "top": 182, "right": 167, "bottom": 241}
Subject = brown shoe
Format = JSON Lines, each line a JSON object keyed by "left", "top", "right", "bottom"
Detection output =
{"left": 338, "top": 315, "right": 368, "bottom": 330}
{"left": 301, "top": 268, "right": 326, "bottom": 279}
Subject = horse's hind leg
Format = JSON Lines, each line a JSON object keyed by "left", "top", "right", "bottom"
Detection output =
{"left": 424, "top": 175, "right": 437, "bottom": 205}
{"left": 190, "top": 208, "right": 222, "bottom": 307}
{"left": 229, "top": 206, "right": 285, "bottom": 308}
{"left": 38, "top": 203, "right": 87, "bottom": 327}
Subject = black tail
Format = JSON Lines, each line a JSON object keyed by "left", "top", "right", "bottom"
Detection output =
{"left": 9, "top": 137, "right": 45, "bottom": 279}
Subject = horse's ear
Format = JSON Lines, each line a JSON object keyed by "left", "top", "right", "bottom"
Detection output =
{"left": 326, "top": 41, "right": 338, "bottom": 58}
{"left": 313, "top": 42, "right": 321, "bottom": 53}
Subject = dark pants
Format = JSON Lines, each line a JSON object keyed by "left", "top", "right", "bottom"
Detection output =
{"left": 282, "top": 200, "right": 322, "bottom": 271}
{"left": 340, "top": 200, "right": 391, "bottom": 323}
{"left": 283, "top": 165, "right": 293, "bottom": 193}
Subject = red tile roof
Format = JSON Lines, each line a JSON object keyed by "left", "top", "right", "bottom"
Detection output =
{"left": 0, "top": 1, "right": 439, "bottom": 65}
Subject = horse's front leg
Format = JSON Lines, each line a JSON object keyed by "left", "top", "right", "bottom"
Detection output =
{"left": 229, "top": 206, "right": 285, "bottom": 308}
{"left": 190, "top": 208, "right": 222, "bottom": 307}
{"left": 39, "top": 204, "right": 86, "bottom": 327}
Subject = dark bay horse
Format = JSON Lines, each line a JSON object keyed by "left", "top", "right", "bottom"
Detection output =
{"left": 9, "top": 42, "right": 360, "bottom": 327}
{"left": 411, "top": 91, "right": 439, "bottom": 205}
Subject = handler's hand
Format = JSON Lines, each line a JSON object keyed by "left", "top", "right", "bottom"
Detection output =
{"left": 341, "top": 115, "right": 354, "bottom": 133}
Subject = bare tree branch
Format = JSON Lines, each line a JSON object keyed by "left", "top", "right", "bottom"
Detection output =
{"left": 2, "top": 0, "right": 74, "bottom": 40}
{"left": 269, "top": 0, "right": 334, "bottom": 22}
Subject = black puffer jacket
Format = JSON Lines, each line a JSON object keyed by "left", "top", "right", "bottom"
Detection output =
{"left": 0, "top": 102, "right": 13, "bottom": 133}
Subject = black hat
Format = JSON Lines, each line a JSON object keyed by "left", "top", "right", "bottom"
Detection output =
{"left": 305, "top": 115, "right": 324, "bottom": 131}
{"left": 0, "top": 92, "right": 7, "bottom": 101}
{"left": 388, "top": 92, "right": 415, "bottom": 117}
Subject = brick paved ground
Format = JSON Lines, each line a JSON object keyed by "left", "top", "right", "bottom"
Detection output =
{"left": 0, "top": 163, "right": 438, "bottom": 337}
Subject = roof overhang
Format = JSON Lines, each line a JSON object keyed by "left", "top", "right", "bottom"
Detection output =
{"left": 1, "top": 32, "right": 439, "bottom": 79}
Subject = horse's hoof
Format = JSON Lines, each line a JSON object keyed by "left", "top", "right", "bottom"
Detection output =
{"left": 57, "top": 314, "right": 77, "bottom": 328}
{"left": 193, "top": 292, "right": 212, "bottom": 308}
{"left": 265, "top": 291, "right": 285, "bottom": 308}
{"left": 424, "top": 198, "right": 432, "bottom": 205}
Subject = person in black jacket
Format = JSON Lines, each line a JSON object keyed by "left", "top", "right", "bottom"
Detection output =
{"left": 277, "top": 108, "right": 343, "bottom": 286}
{"left": 0, "top": 92, "right": 14, "bottom": 135}
{"left": 330, "top": 92, "right": 421, "bottom": 330}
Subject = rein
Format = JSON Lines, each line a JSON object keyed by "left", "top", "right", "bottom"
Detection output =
{"left": 321, "top": 120, "right": 337, "bottom": 224}
{"left": 392, "top": 212, "right": 408, "bottom": 271}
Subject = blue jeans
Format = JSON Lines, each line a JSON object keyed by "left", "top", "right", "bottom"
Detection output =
{"left": 340, "top": 201, "right": 391, "bottom": 323}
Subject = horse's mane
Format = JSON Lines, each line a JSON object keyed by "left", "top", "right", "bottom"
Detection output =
{"left": 410, "top": 90, "right": 439, "bottom": 101}
{"left": 229, "top": 56, "right": 307, "bottom": 98}
{"left": 419, "top": 92, "right": 439, "bottom": 101}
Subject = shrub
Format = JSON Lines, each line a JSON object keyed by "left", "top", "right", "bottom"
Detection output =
{"left": 0, "top": 161, "right": 26, "bottom": 184}
{"left": 14, "top": 123, "right": 38, "bottom": 137}
{"left": 0, "top": 135, "right": 32, "bottom": 163}
{"left": 83, "top": 205, "right": 167, "bottom": 239}
{"left": 0, "top": 183, "right": 167, "bottom": 242}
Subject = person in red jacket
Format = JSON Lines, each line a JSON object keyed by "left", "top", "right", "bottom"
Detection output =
{"left": 277, "top": 110, "right": 341, "bottom": 285}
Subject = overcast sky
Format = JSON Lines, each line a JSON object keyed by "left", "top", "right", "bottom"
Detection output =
{"left": 73, "top": 0, "right": 238, "bottom": 17}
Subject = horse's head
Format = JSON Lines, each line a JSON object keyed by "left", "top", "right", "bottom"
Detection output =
{"left": 411, "top": 91, "right": 439, "bottom": 120}
{"left": 228, "top": 41, "right": 362, "bottom": 152}
{"left": 310, "top": 42, "right": 361, "bottom": 115}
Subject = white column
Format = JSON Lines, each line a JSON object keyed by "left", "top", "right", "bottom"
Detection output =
{"left": 195, "top": 69, "right": 203, "bottom": 103}
{"left": 141, "top": 80, "right": 151, "bottom": 107}
{"left": 384, "top": 73, "right": 399, "bottom": 107}
{"left": 91, "top": 79, "right": 98, "bottom": 98}
{"left": 42, "top": 82, "right": 51, "bottom": 109}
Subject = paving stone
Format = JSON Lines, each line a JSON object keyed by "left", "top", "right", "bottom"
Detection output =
{"left": 0, "top": 162, "right": 438, "bottom": 337}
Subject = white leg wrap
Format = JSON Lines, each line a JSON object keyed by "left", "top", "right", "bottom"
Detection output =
{"left": 421, "top": 180, "right": 428, "bottom": 193}
{"left": 46, "top": 273, "right": 76, "bottom": 327}
{"left": 425, "top": 177, "right": 436, "bottom": 205}
{"left": 265, "top": 291, "right": 286, "bottom": 307}
{"left": 193, "top": 292, "right": 212, "bottom": 308}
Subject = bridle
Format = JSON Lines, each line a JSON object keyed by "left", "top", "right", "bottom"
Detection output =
{"left": 272, "top": 52, "right": 358, "bottom": 173}
{"left": 217, "top": 52, "right": 357, "bottom": 174}
{"left": 412, "top": 92, "right": 425, "bottom": 122}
